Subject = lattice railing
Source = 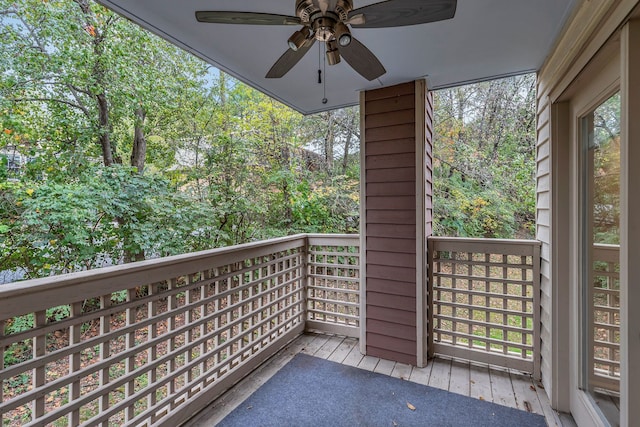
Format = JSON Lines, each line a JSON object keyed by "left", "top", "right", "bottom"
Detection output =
{"left": 428, "top": 237, "right": 541, "bottom": 377}
{"left": 0, "top": 236, "right": 307, "bottom": 427}
{"left": 591, "top": 243, "right": 620, "bottom": 392}
{"left": 306, "top": 235, "right": 360, "bottom": 338}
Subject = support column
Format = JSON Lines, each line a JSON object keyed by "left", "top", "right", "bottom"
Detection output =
{"left": 359, "top": 80, "right": 433, "bottom": 366}
{"left": 620, "top": 19, "right": 640, "bottom": 427}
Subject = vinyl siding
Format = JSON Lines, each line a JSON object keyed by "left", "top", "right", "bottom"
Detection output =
{"left": 536, "top": 83, "right": 553, "bottom": 394}
{"left": 363, "top": 82, "right": 418, "bottom": 364}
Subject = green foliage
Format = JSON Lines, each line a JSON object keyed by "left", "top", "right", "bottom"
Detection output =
{"left": 289, "top": 175, "right": 359, "bottom": 233}
{"left": 0, "top": 155, "right": 7, "bottom": 182}
{"left": 0, "top": 164, "right": 217, "bottom": 277}
{"left": 592, "top": 92, "right": 620, "bottom": 244}
{"left": 433, "top": 75, "right": 537, "bottom": 238}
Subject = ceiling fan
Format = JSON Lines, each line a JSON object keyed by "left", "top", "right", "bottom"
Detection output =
{"left": 196, "top": 0, "right": 457, "bottom": 81}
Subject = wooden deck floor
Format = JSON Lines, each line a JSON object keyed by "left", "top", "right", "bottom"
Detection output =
{"left": 185, "top": 333, "right": 576, "bottom": 427}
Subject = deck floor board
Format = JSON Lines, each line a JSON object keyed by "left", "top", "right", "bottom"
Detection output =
{"left": 469, "top": 363, "right": 492, "bottom": 401}
{"left": 449, "top": 360, "right": 471, "bottom": 396}
{"left": 427, "top": 358, "right": 451, "bottom": 390}
{"left": 358, "top": 354, "right": 381, "bottom": 371}
{"left": 390, "top": 362, "right": 412, "bottom": 381}
{"left": 313, "top": 335, "right": 344, "bottom": 359}
{"left": 408, "top": 364, "right": 433, "bottom": 385}
{"left": 342, "top": 341, "right": 365, "bottom": 367}
{"left": 373, "top": 358, "right": 396, "bottom": 376}
{"left": 184, "top": 333, "right": 569, "bottom": 427}
{"left": 327, "top": 337, "right": 358, "bottom": 363}
{"left": 490, "top": 369, "right": 518, "bottom": 409}
{"left": 511, "top": 371, "right": 544, "bottom": 415}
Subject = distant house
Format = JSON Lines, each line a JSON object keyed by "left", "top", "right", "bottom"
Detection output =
{"left": 1, "top": 145, "right": 30, "bottom": 180}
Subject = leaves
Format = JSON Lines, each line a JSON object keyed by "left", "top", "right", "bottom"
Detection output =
{"left": 433, "top": 75, "right": 537, "bottom": 238}
{"left": 0, "top": 0, "right": 362, "bottom": 280}
{"left": 406, "top": 402, "right": 416, "bottom": 411}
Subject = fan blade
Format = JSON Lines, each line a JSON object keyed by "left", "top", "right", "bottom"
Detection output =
{"left": 349, "top": 0, "right": 456, "bottom": 28}
{"left": 196, "top": 11, "right": 301, "bottom": 26}
{"left": 266, "top": 39, "right": 316, "bottom": 78}
{"left": 313, "top": 0, "right": 338, "bottom": 15}
{"left": 337, "top": 37, "right": 386, "bottom": 81}
{"left": 346, "top": 14, "right": 366, "bottom": 26}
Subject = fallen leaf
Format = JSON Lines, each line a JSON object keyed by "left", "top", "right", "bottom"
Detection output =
{"left": 406, "top": 402, "right": 416, "bottom": 411}
{"left": 470, "top": 380, "right": 475, "bottom": 384}
{"left": 524, "top": 401, "right": 533, "bottom": 413}
{"left": 479, "top": 396, "right": 485, "bottom": 401}
{"left": 529, "top": 385, "right": 536, "bottom": 391}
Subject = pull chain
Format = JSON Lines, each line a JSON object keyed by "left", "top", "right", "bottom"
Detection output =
{"left": 318, "top": 42, "right": 322, "bottom": 84}
{"left": 322, "top": 42, "right": 328, "bottom": 104}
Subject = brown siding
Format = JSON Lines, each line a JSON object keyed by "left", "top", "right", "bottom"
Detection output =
{"left": 367, "top": 278, "right": 416, "bottom": 297}
{"left": 363, "top": 82, "right": 418, "bottom": 364}
{"left": 366, "top": 346, "right": 416, "bottom": 365}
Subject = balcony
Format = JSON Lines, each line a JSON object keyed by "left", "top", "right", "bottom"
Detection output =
{"left": 0, "top": 234, "right": 570, "bottom": 426}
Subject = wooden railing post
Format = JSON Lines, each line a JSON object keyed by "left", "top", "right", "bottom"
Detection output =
{"left": 533, "top": 242, "right": 542, "bottom": 381}
{"left": 427, "top": 237, "right": 435, "bottom": 359}
{"left": 68, "top": 301, "right": 82, "bottom": 426}
{"left": 33, "top": 310, "right": 46, "bottom": 421}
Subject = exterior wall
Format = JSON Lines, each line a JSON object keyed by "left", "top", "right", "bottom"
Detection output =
{"left": 535, "top": 79, "right": 553, "bottom": 400}
{"left": 360, "top": 81, "right": 432, "bottom": 366}
{"left": 423, "top": 87, "right": 434, "bottom": 363}
{"left": 425, "top": 91, "right": 434, "bottom": 238}
{"left": 536, "top": 0, "right": 639, "bottom": 411}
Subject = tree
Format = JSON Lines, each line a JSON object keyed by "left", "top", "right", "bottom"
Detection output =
{"left": 432, "top": 74, "right": 537, "bottom": 238}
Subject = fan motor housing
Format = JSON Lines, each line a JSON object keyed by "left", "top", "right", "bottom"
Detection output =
{"left": 295, "top": 0, "right": 353, "bottom": 23}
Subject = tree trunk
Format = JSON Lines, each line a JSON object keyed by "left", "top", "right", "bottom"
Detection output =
{"left": 342, "top": 116, "right": 353, "bottom": 174}
{"left": 96, "top": 89, "right": 116, "bottom": 166}
{"left": 77, "top": 0, "right": 120, "bottom": 167}
{"left": 324, "top": 112, "right": 334, "bottom": 171}
{"left": 131, "top": 107, "right": 147, "bottom": 173}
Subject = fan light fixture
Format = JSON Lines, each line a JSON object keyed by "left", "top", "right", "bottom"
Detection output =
{"left": 287, "top": 26, "right": 310, "bottom": 51}
{"left": 326, "top": 40, "right": 341, "bottom": 65}
{"left": 334, "top": 22, "right": 352, "bottom": 46}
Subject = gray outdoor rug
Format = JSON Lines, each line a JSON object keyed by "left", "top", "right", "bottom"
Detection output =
{"left": 218, "top": 353, "right": 547, "bottom": 427}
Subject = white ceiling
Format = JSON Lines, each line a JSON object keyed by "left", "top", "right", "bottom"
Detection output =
{"left": 98, "top": 0, "right": 577, "bottom": 115}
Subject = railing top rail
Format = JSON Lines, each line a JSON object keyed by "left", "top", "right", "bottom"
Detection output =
{"left": 428, "top": 236, "right": 541, "bottom": 246}
{"left": 306, "top": 233, "right": 359, "bottom": 239}
{"left": 592, "top": 243, "right": 620, "bottom": 264}
{"left": 593, "top": 243, "right": 620, "bottom": 250}
{"left": 428, "top": 236, "right": 541, "bottom": 256}
{"left": 0, "top": 234, "right": 307, "bottom": 320}
{"left": 307, "top": 234, "right": 359, "bottom": 246}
